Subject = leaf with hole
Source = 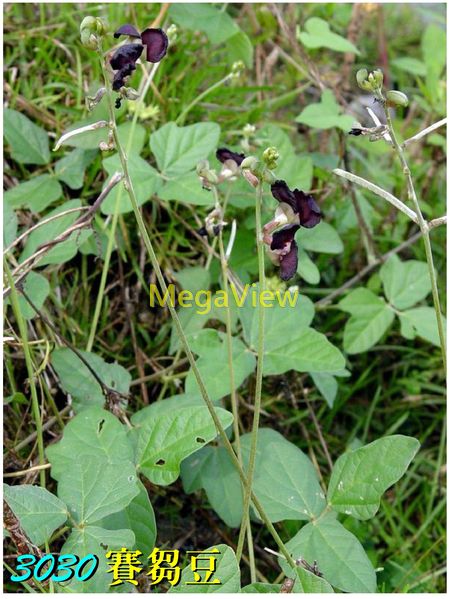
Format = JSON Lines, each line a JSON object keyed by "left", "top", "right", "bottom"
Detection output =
{"left": 135, "top": 406, "right": 233, "bottom": 485}
{"left": 46, "top": 407, "right": 135, "bottom": 481}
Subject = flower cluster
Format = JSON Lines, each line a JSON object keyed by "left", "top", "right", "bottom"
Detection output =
{"left": 264, "top": 180, "right": 321, "bottom": 280}
{"left": 110, "top": 24, "right": 168, "bottom": 92}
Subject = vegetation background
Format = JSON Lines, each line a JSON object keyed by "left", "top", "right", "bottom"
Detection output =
{"left": 3, "top": 2, "right": 446, "bottom": 593}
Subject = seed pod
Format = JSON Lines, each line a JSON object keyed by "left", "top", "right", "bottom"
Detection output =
{"left": 386, "top": 90, "right": 409, "bottom": 107}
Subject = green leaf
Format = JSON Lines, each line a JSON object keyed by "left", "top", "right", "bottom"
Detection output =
{"left": 422, "top": 24, "right": 446, "bottom": 77}
{"left": 174, "top": 266, "right": 211, "bottom": 295}
{"left": 132, "top": 394, "right": 206, "bottom": 426}
{"left": 328, "top": 435, "right": 420, "bottom": 520}
{"left": 169, "top": 4, "right": 239, "bottom": 44}
{"left": 282, "top": 513, "right": 377, "bottom": 593}
{"left": 241, "top": 583, "right": 281, "bottom": 592}
{"left": 55, "top": 148, "right": 98, "bottom": 189}
{"left": 101, "top": 153, "right": 160, "bottom": 214}
{"left": 135, "top": 406, "right": 234, "bottom": 485}
{"left": 47, "top": 407, "right": 135, "bottom": 481}
{"left": 226, "top": 31, "right": 254, "bottom": 68}
{"left": 16, "top": 272, "right": 50, "bottom": 320}
{"left": 4, "top": 174, "right": 63, "bottom": 211}
{"left": 19, "top": 199, "right": 91, "bottom": 267}
{"left": 182, "top": 445, "right": 243, "bottom": 527}
{"left": 4, "top": 108, "right": 50, "bottom": 165}
{"left": 158, "top": 172, "right": 215, "bottom": 206}
{"left": 297, "top": 18, "right": 360, "bottom": 54}
{"left": 57, "top": 456, "right": 139, "bottom": 525}
{"left": 259, "top": 124, "right": 313, "bottom": 189}
{"left": 311, "top": 372, "right": 338, "bottom": 407}
{"left": 380, "top": 255, "right": 431, "bottom": 310}
{"left": 240, "top": 429, "right": 326, "bottom": 522}
{"left": 297, "top": 248, "right": 320, "bottom": 284}
{"left": 340, "top": 289, "right": 395, "bottom": 354}
{"left": 60, "top": 526, "right": 135, "bottom": 593}
{"left": 400, "top": 307, "right": 446, "bottom": 347}
{"left": 391, "top": 57, "right": 427, "bottom": 76}
{"left": 185, "top": 331, "right": 256, "bottom": 401}
{"left": 150, "top": 121, "right": 220, "bottom": 177}
{"left": 295, "top": 90, "right": 354, "bottom": 131}
{"left": 239, "top": 291, "right": 344, "bottom": 374}
{"left": 51, "top": 348, "right": 131, "bottom": 412}
{"left": 4, "top": 484, "right": 68, "bottom": 546}
{"left": 98, "top": 479, "right": 156, "bottom": 556}
{"left": 299, "top": 222, "right": 344, "bottom": 254}
{"left": 294, "top": 567, "right": 335, "bottom": 593}
{"left": 3, "top": 202, "right": 18, "bottom": 249}
{"left": 169, "top": 544, "right": 240, "bottom": 593}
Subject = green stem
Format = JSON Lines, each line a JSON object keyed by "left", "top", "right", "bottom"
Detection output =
{"left": 384, "top": 107, "right": 446, "bottom": 370}
{"left": 236, "top": 182, "right": 265, "bottom": 577}
{"left": 4, "top": 260, "right": 46, "bottom": 487}
{"left": 86, "top": 61, "right": 161, "bottom": 351}
{"left": 98, "top": 52, "right": 296, "bottom": 571}
{"left": 176, "top": 74, "right": 232, "bottom": 125}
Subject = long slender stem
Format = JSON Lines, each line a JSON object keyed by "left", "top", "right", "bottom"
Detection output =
{"left": 236, "top": 182, "right": 266, "bottom": 576}
{"left": 98, "top": 52, "right": 296, "bottom": 570}
{"left": 86, "top": 61, "right": 160, "bottom": 351}
{"left": 176, "top": 74, "right": 232, "bottom": 125}
{"left": 384, "top": 108, "right": 446, "bottom": 369}
{"left": 4, "top": 260, "right": 46, "bottom": 487}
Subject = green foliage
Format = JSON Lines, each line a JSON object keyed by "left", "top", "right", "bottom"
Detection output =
{"left": 297, "top": 17, "right": 360, "bottom": 54}
{"left": 4, "top": 174, "right": 62, "bottom": 212}
{"left": 4, "top": 108, "right": 50, "bottom": 165}
{"left": 4, "top": 484, "right": 68, "bottom": 546}
{"left": 169, "top": 4, "right": 239, "bottom": 44}
{"left": 328, "top": 435, "right": 420, "bottom": 519}
{"left": 169, "top": 544, "right": 241, "bottom": 593}
{"left": 295, "top": 90, "right": 354, "bottom": 131}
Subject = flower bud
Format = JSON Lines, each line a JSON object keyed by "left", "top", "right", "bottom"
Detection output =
{"left": 386, "top": 90, "right": 409, "bottom": 107}
{"left": 167, "top": 24, "right": 178, "bottom": 44}
{"left": 240, "top": 155, "right": 260, "bottom": 172}
{"left": 230, "top": 61, "right": 245, "bottom": 80}
{"left": 123, "top": 87, "right": 140, "bottom": 101}
{"left": 356, "top": 68, "right": 368, "bottom": 88}
{"left": 80, "top": 16, "right": 106, "bottom": 49}
{"left": 262, "top": 146, "right": 279, "bottom": 170}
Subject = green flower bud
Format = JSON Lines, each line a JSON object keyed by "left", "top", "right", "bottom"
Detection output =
{"left": 80, "top": 16, "right": 106, "bottom": 49}
{"left": 386, "top": 90, "right": 409, "bottom": 107}
{"left": 356, "top": 68, "right": 368, "bottom": 87}
{"left": 240, "top": 156, "right": 259, "bottom": 172}
{"left": 372, "top": 69, "right": 384, "bottom": 87}
{"left": 262, "top": 146, "right": 279, "bottom": 170}
{"left": 262, "top": 169, "right": 276, "bottom": 184}
{"left": 230, "top": 61, "right": 245, "bottom": 80}
{"left": 167, "top": 24, "right": 178, "bottom": 44}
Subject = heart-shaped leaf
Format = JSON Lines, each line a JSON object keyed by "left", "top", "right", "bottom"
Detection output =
{"left": 297, "top": 18, "right": 360, "bottom": 54}
{"left": 380, "top": 254, "right": 431, "bottom": 310}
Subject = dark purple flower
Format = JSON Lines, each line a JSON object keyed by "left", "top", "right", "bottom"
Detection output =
{"left": 110, "top": 43, "right": 143, "bottom": 71}
{"left": 271, "top": 180, "right": 321, "bottom": 229}
{"left": 140, "top": 28, "right": 168, "bottom": 62}
{"left": 216, "top": 148, "right": 246, "bottom": 166}
{"left": 269, "top": 224, "right": 300, "bottom": 281}
{"left": 113, "top": 24, "right": 141, "bottom": 39}
{"left": 109, "top": 27, "right": 168, "bottom": 95}
{"left": 349, "top": 127, "right": 363, "bottom": 136}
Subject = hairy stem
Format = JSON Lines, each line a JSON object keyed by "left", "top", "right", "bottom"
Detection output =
{"left": 237, "top": 182, "right": 266, "bottom": 578}
{"left": 98, "top": 51, "right": 295, "bottom": 570}
{"left": 384, "top": 107, "right": 446, "bottom": 369}
{"left": 4, "top": 260, "right": 46, "bottom": 487}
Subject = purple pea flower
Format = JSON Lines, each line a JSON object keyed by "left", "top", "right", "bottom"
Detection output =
{"left": 110, "top": 25, "right": 168, "bottom": 91}
{"left": 268, "top": 224, "right": 300, "bottom": 281}
{"left": 216, "top": 148, "right": 246, "bottom": 167}
{"left": 270, "top": 180, "right": 321, "bottom": 228}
